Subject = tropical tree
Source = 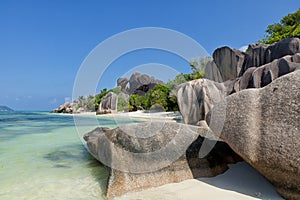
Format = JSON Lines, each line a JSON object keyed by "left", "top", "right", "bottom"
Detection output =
{"left": 261, "top": 8, "right": 300, "bottom": 44}
{"left": 94, "top": 88, "right": 109, "bottom": 110}
{"left": 129, "top": 94, "right": 146, "bottom": 111}
{"left": 86, "top": 95, "right": 95, "bottom": 111}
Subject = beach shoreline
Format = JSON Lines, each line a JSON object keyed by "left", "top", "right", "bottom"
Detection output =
{"left": 57, "top": 110, "right": 182, "bottom": 122}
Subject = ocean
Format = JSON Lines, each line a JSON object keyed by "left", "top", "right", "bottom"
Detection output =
{"left": 0, "top": 111, "right": 141, "bottom": 200}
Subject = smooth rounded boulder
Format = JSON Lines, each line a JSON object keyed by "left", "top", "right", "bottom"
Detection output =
{"left": 208, "top": 70, "right": 300, "bottom": 200}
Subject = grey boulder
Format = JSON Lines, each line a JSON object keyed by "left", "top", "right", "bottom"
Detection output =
{"left": 177, "top": 79, "right": 228, "bottom": 125}
{"left": 97, "top": 92, "right": 118, "bottom": 114}
{"left": 208, "top": 70, "right": 300, "bottom": 200}
{"left": 212, "top": 46, "right": 246, "bottom": 81}
{"left": 128, "top": 72, "right": 163, "bottom": 94}
{"left": 83, "top": 121, "right": 240, "bottom": 198}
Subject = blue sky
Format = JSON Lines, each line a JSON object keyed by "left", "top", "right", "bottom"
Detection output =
{"left": 0, "top": 0, "right": 298, "bottom": 110}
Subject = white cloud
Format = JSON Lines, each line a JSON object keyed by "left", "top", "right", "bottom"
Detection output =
{"left": 239, "top": 45, "right": 248, "bottom": 52}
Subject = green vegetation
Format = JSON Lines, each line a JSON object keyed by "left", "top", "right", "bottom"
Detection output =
{"left": 94, "top": 88, "right": 109, "bottom": 111}
{"left": 73, "top": 56, "right": 209, "bottom": 113}
{"left": 261, "top": 8, "right": 300, "bottom": 44}
{"left": 128, "top": 84, "right": 178, "bottom": 112}
{"left": 128, "top": 94, "right": 146, "bottom": 111}
{"left": 117, "top": 96, "right": 128, "bottom": 111}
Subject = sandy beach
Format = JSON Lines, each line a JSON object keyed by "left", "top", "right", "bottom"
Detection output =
{"left": 74, "top": 110, "right": 182, "bottom": 122}
{"left": 114, "top": 162, "right": 282, "bottom": 200}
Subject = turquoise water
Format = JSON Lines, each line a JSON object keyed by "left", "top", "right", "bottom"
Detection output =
{"left": 0, "top": 111, "right": 140, "bottom": 200}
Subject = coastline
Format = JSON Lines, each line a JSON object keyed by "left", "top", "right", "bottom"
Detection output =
{"left": 98, "top": 110, "right": 182, "bottom": 122}
{"left": 56, "top": 110, "right": 182, "bottom": 122}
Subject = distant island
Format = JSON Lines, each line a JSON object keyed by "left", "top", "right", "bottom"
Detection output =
{"left": 0, "top": 106, "right": 14, "bottom": 111}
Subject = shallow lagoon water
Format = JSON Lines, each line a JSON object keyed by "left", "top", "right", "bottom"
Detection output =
{"left": 0, "top": 111, "right": 140, "bottom": 200}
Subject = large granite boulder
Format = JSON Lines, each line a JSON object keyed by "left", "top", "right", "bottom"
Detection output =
{"left": 208, "top": 37, "right": 300, "bottom": 83}
{"left": 128, "top": 72, "right": 163, "bottom": 94}
{"left": 242, "top": 37, "right": 300, "bottom": 74}
{"left": 177, "top": 79, "right": 228, "bottom": 125}
{"left": 84, "top": 122, "right": 240, "bottom": 198}
{"left": 208, "top": 70, "right": 300, "bottom": 200}
{"left": 212, "top": 46, "right": 246, "bottom": 81}
{"left": 97, "top": 92, "right": 118, "bottom": 115}
{"left": 204, "top": 60, "right": 223, "bottom": 83}
{"left": 232, "top": 53, "right": 300, "bottom": 93}
{"left": 117, "top": 78, "right": 129, "bottom": 93}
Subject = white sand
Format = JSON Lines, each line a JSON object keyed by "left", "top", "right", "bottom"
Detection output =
{"left": 97, "top": 110, "right": 182, "bottom": 121}
{"left": 114, "top": 162, "right": 283, "bottom": 200}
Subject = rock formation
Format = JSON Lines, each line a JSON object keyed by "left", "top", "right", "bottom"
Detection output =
{"left": 117, "top": 78, "right": 129, "bottom": 93}
{"left": 243, "top": 37, "right": 300, "bottom": 73}
{"left": 127, "top": 72, "right": 163, "bottom": 94}
{"left": 204, "top": 60, "right": 223, "bottom": 83}
{"left": 51, "top": 102, "right": 77, "bottom": 114}
{"left": 231, "top": 53, "right": 300, "bottom": 93}
{"left": 206, "top": 37, "right": 300, "bottom": 83}
{"left": 132, "top": 83, "right": 157, "bottom": 96}
{"left": 212, "top": 46, "right": 246, "bottom": 81}
{"left": 207, "top": 70, "right": 300, "bottom": 200}
{"left": 177, "top": 79, "right": 228, "bottom": 125}
{"left": 84, "top": 122, "right": 240, "bottom": 198}
{"left": 97, "top": 92, "right": 118, "bottom": 114}
{"left": 0, "top": 105, "right": 13, "bottom": 111}
{"left": 83, "top": 37, "right": 300, "bottom": 199}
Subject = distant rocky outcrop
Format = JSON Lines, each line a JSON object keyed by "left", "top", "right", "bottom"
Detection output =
{"left": 97, "top": 92, "right": 118, "bottom": 115}
{"left": 0, "top": 106, "right": 13, "bottom": 111}
{"left": 127, "top": 72, "right": 163, "bottom": 94}
{"left": 132, "top": 83, "right": 157, "bottom": 96}
{"left": 207, "top": 70, "right": 300, "bottom": 200}
{"left": 117, "top": 78, "right": 129, "bottom": 93}
{"left": 84, "top": 122, "right": 241, "bottom": 198}
{"left": 51, "top": 102, "right": 77, "bottom": 114}
{"left": 95, "top": 72, "right": 163, "bottom": 115}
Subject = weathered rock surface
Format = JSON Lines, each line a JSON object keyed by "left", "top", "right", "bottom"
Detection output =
{"left": 208, "top": 70, "right": 300, "bottom": 200}
{"left": 97, "top": 92, "right": 118, "bottom": 115}
{"left": 133, "top": 83, "right": 157, "bottom": 96}
{"left": 117, "top": 78, "right": 129, "bottom": 93}
{"left": 207, "top": 37, "right": 300, "bottom": 84}
{"left": 51, "top": 102, "right": 77, "bottom": 114}
{"left": 204, "top": 60, "right": 223, "bottom": 83}
{"left": 212, "top": 46, "right": 246, "bottom": 81}
{"left": 177, "top": 79, "right": 228, "bottom": 125}
{"left": 84, "top": 122, "right": 241, "bottom": 198}
{"left": 128, "top": 72, "right": 163, "bottom": 94}
{"left": 231, "top": 53, "right": 300, "bottom": 93}
{"left": 243, "top": 37, "right": 300, "bottom": 74}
